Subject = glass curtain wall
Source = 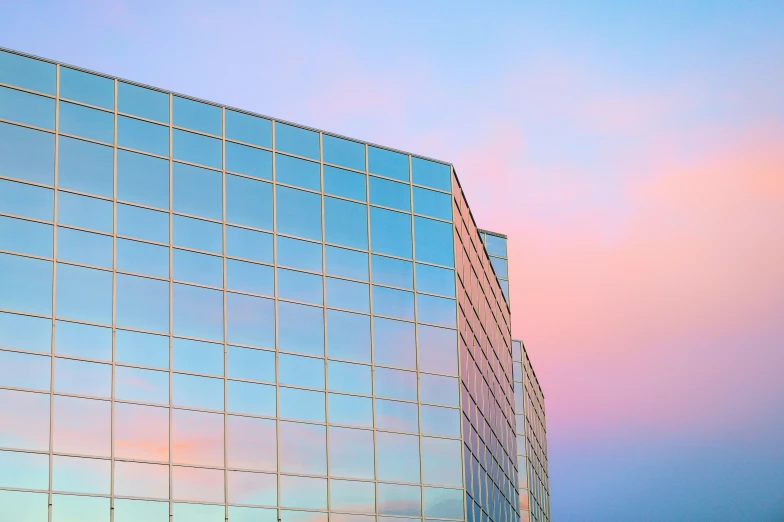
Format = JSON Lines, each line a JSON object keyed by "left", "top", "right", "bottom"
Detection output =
{"left": 477, "top": 231, "right": 509, "bottom": 306}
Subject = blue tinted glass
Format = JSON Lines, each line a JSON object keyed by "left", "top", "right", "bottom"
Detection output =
{"left": 489, "top": 255, "right": 508, "bottom": 278}
{"left": 325, "top": 278, "right": 368, "bottom": 313}
{"left": 173, "top": 249, "right": 222, "bottom": 287}
{"left": 323, "top": 135, "right": 364, "bottom": 171}
{"left": 325, "top": 246, "right": 367, "bottom": 281}
{"left": 226, "top": 226, "right": 273, "bottom": 263}
{"left": 173, "top": 97, "right": 221, "bottom": 135}
{"left": 57, "top": 228, "right": 112, "bottom": 269}
{"left": 414, "top": 217, "right": 453, "bottom": 267}
{"left": 0, "top": 50, "right": 55, "bottom": 94}
{"left": 324, "top": 166, "right": 366, "bottom": 201}
{"left": 59, "top": 101, "right": 113, "bottom": 143}
{"left": 370, "top": 177, "right": 410, "bottom": 212}
{"left": 326, "top": 310, "right": 370, "bottom": 363}
{"left": 483, "top": 233, "right": 507, "bottom": 257}
{"left": 370, "top": 208, "right": 411, "bottom": 258}
{"left": 51, "top": 455, "right": 111, "bottom": 494}
{"left": 115, "top": 499, "right": 170, "bottom": 522}
{"left": 173, "top": 162, "right": 222, "bottom": 220}
{"left": 276, "top": 154, "right": 320, "bottom": 191}
{"left": 173, "top": 373, "right": 223, "bottom": 410}
{"left": 0, "top": 179, "right": 53, "bottom": 221}
{"left": 226, "top": 292, "right": 275, "bottom": 349}
{"left": 0, "top": 86, "right": 54, "bottom": 129}
{"left": 330, "top": 471, "right": 375, "bottom": 500}
{"left": 60, "top": 68, "right": 113, "bottom": 109}
{"left": 374, "top": 367, "right": 417, "bottom": 401}
{"left": 417, "top": 325, "right": 457, "bottom": 375}
{"left": 415, "top": 264, "right": 455, "bottom": 297}
{"left": 377, "top": 484, "right": 421, "bottom": 516}
{"left": 423, "top": 487, "right": 463, "bottom": 519}
{"left": 421, "top": 438, "right": 462, "bottom": 487}
{"left": 420, "top": 405, "right": 460, "bottom": 437}
{"left": 227, "top": 259, "right": 273, "bottom": 296}
{"left": 55, "top": 263, "right": 112, "bottom": 324}
{"left": 115, "top": 329, "right": 169, "bottom": 369}
{"left": 412, "top": 158, "right": 451, "bottom": 192}
{"left": 368, "top": 147, "right": 408, "bottom": 182}
{"left": 419, "top": 374, "right": 458, "bottom": 407}
{"left": 327, "top": 361, "right": 371, "bottom": 395}
{"left": 57, "top": 192, "right": 112, "bottom": 233}
{"left": 277, "top": 236, "right": 322, "bottom": 272}
{"left": 276, "top": 186, "right": 321, "bottom": 241}
{"left": 0, "top": 312, "right": 51, "bottom": 353}
{"left": 372, "top": 255, "right": 412, "bottom": 289}
{"left": 58, "top": 137, "right": 113, "bottom": 197}
{"left": 413, "top": 187, "right": 452, "bottom": 221}
{"left": 416, "top": 295, "right": 456, "bottom": 328}
{"left": 278, "top": 302, "right": 324, "bottom": 356}
{"left": 227, "top": 346, "right": 275, "bottom": 382}
{"left": 499, "top": 279, "right": 509, "bottom": 303}
{"left": 0, "top": 350, "right": 50, "bottom": 391}
{"left": 117, "top": 204, "right": 169, "bottom": 244}
{"left": 324, "top": 197, "right": 367, "bottom": 250}
{"left": 279, "top": 388, "right": 325, "bottom": 422}
{"left": 328, "top": 394, "right": 372, "bottom": 428}
{"left": 328, "top": 429, "right": 375, "bottom": 482}
{"left": 279, "top": 353, "right": 324, "bottom": 389}
{"left": 55, "top": 358, "right": 112, "bottom": 397}
{"left": 226, "top": 175, "right": 273, "bottom": 230}
{"left": 227, "top": 142, "right": 272, "bottom": 180}
{"left": 116, "top": 238, "right": 169, "bottom": 278}
{"left": 0, "top": 216, "right": 52, "bottom": 257}
{"left": 278, "top": 268, "right": 323, "bottom": 305}
{"left": 117, "top": 116, "right": 169, "bottom": 156}
{"left": 372, "top": 286, "right": 414, "bottom": 321}
{"left": 376, "top": 433, "right": 420, "bottom": 483}
{"left": 118, "top": 83, "right": 169, "bottom": 123}
{"left": 173, "top": 129, "right": 222, "bottom": 169}
{"left": 280, "top": 476, "right": 327, "bottom": 510}
{"left": 275, "top": 123, "right": 319, "bottom": 160}
{"left": 0, "top": 253, "right": 52, "bottom": 316}
{"left": 375, "top": 399, "right": 418, "bottom": 433}
{"left": 226, "top": 110, "right": 272, "bottom": 148}
{"left": 173, "top": 283, "right": 224, "bottom": 341}
{"left": 228, "top": 380, "right": 276, "bottom": 416}
{"left": 173, "top": 215, "right": 222, "bottom": 254}
{"left": 54, "top": 320, "right": 111, "bottom": 360}
{"left": 173, "top": 338, "right": 223, "bottom": 376}
{"left": 0, "top": 122, "right": 54, "bottom": 185}
{"left": 116, "top": 274, "right": 170, "bottom": 333}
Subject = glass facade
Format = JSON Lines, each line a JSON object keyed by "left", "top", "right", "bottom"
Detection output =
{"left": 0, "top": 46, "right": 531, "bottom": 522}
{"left": 477, "top": 230, "right": 508, "bottom": 305}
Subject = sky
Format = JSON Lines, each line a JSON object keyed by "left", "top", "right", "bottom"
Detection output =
{"left": 3, "top": 1, "right": 783, "bottom": 520}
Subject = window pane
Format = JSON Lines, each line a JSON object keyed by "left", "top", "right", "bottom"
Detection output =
{"left": 0, "top": 350, "right": 50, "bottom": 391}
{"left": 56, "top": 263, "right": 112, "bottom": 324}
{"left": 0, "top": 50, "right": 55, "bottom": 94}
{"left": 227, "top": 142, "right": 272, "bottom": 180}
{"left": 55, "top": 358, "right": 111, "bottom": 397}
{"left": 172, "top": 465, "right": 224, "bottom": 503}
{"left": 173, "top": 162, "right": 222, "bottom": 220}
{"left": 484, "top": 234, "right": 507, "bottom": 257}
{"left": 373, "top": 317, "right": 415, "bottom": 369}
{"left": 324, "top": 197, "right": 367, "bottom": 250}
{"left": 172, "top": 409, "right": 224, "bottom": 466}
{"left": 118, "top": 115, "right": 169, "bottom": 156}
{"left": 118, "top": 82, "right": 169, "bottom": 123}
{"left": 226, "top": 259, "right": 273, "bottom": 296}
{"left": 60, "top": 67, "right": 113, "bottom": 109}
{"left": 421, "top": 438, "right": 462, "bottom": 488}
{"left": 374, "top": 367, "right": 417, "bottom": 401}
{"left": 175, "top": 130, "right": 224, "bottom": 169}
{"left": 328, "top": 394, "right": 372, "bottom": 428}
{"left": 279, "top": 421, "right": 326, "bottom": 475}
{"left": 0, "top": 449, "right": 48, "bottom": 490}
{"left": 54, "top": 320, "right": 111, "bottom": 360}
{"left": 172, "top": 502, "right": 224, "bottom": 522}
{"left": 413, "top": 187, "right": 451, "bottom": 222}
{"left": 226, "top": 110, "right": 272, "bottom": 148}
{"left": 376, "top": 432, "right": 420, "bottom": 482}
{"left": 370, "top": 207, "right": 411, "bottom": 258}
{"left": 414, "top": 217, "right": 454, "bottom": 267}
{"left": 57, "top": 191, "right": 113, "bottom": 233}
{"left": 115, "top": 499, "right": 169, "bottom": 522}
{"left": 0, "top": 253, "right": 51, "bottom": 316}
{"left": 117, "top": 203, "right": 169, "bottom": 244}
{"left": 226, "top": 174, "right": 273, "bottom": 230}
{"left": 59, "top": 101, "right": 113, "bottom": 143}
{"left": 52, "top": 493, "right": 110, "bottom": 520}
{"left": 324, "top": 165, "right": 366, "bottom": 201}
{"left": 173, "top": 248, "right": 222, "bottom": 287}
{"left": 416, "top": 295, "right": 456, "bottom": 328}
{"left": 0, "top": 86, "right": 54, "bottom": 129}
{"left": 227, "top": 346, "right": 275, "bottom": 382}
{"left": 0, "top": 389, "right": 49, "bottom": 451}
{"left": 0, "top": 312, "right": 50, "bottom": 353}
{"left": 279, "top": 387, "right": 325, "bottom": 422}
{"left": 372, "top": 255, "right": 412, "bottom": 289}
{"left": 372, "top": 286, "right": 414, "bottom": 321}
{"left": 226, "top": 292, "right": 275, "bottom": 348}
{"left": 0, "top": 216, "right": 51, "bottom": 257}
{"left": 114, "top": 402, "right": 169, "bottom": 461}
{"left": 227, "top": 415, "right": 276, "bottom": 471}
{"left": 368, "top": 147, "right": 408, "bottom": 182}
{"left": 173, "top": 337, "right": 223, "bottom": 376}
{"left": 278, "top": 302, "right": 324, "bottom": 356}
{"left": 56, "top": 137, "right": 112, "bottom": 199}
{"left": 419, "top": 374, "right": 459, "bottom": 407}
{"left": 326, "top": 277, "right": 369, "bottom": 313}
{"left": 420, "top": 405, "right": 460, "bottom": 438}
{"left": 370, "top": 176, "right": 410, "bottom": 212}
{"left": 173, "top": 283, "right": 223, "bottom": 341}
{"left": 277, "top": 268, "right": 323, "bottom": 305}
{"left": 57, "top": 227, "right": 112, "bottom": 269}
{"left": 53, "top": 395, "right": 110, "bottom": 456}
{"left": 326, "top": 310, "right": 370, "bottom": 363}
{"left": 173, "top": 373, "right": 224, "bottom": 410}
{"left": 115, "top": 366, "right": 169, "bottom": 404}
{"left": 377, "top": 483, "right": 421, "bottom": 516}
{"left": 279, "top": 353, "right": 324, "bottom": 388}
{"left": 489, "top": 255, "right": 508, "bottom": 278}
{"left": 276, "top": 153, "right": 320, "bottom": 191}
{"left": 276, "top": 186, "right": 322, "bottom": 241}
{"left": 323, "top": 135, "right": 364, "bottom": 171}
{"left": 415, "top": 264, "right": 455, "bottom": 297}
{"left": 328, "top": 427, "right": 374, "bottom": 479}
{"left": 275, "top": 123, "right": 319, "bottom": 160}
{"left": 375, "top": 399, "right": 418, "bottom": 433}
{"left": 412, "top": 157, "right": 451, "bottom": 192}
{"left": 116, "top": 273, "right": 170, "bottom": 333}
{"left": 0, "top": 179, "right": 53, "bottom": 221}
{"left": 228, "top": 470, "right": 277, "bottom": 506}
{"left": 173, "top": 96, "right": 221, "bottom": 135}
{"left": 115, "top": 460, "right": 169, "bottom": 499}
{"left": 330, "top": 479, "right": 375, "bottom": 513}
{"left": 117, "top": 238, "right": 169, "bottom": 278}
{"left": 227, "top": 380, "right": 276, "bottom": 416}
{"left": 226, "top": 226, "right": 273, "bottom": 263}
{"left": 276, "top": 235, "right": 322, "bottom": 272}
{"left": 327, "top": 360, "right": 371, "bottom": 395}
{"left": 417, "top": 325, "right": 457, "bottom": 375}
{"left": 116, "top": 149, "right": 169, "bottom": 209}
{"left": 0, "top": 122, "right": 54, "bottom": 185}
{"left": 280, "top": 475, "right": 327, "bottom": 510}
{"left": 423, "top": 487, "right": 464, "bottom": 519}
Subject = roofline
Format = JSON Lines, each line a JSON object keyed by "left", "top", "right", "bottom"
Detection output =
{"left": 478, "top": 228, "right": 508, "bottom": 240}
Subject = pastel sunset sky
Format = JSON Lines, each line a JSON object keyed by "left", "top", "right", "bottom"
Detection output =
{"left": 3, "top": 1, "right": 782, "bottom": 520}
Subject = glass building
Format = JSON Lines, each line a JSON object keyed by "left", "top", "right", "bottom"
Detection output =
{"left": 477, "top": 231, "right": 508, "bottom": 305}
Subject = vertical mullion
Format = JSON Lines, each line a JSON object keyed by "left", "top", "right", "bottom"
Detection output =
{"left": 319, "top": 131, "right": 330, "bottom": 517}
{"left": 167, "top": 92, "right": 174, "bottom": 519}
{"left": 221, "top": 106, "right": 229, "bottom": 521}
{"left": 365, "top": 143, "right": 378, "bottom": 517}
{"left": 271, "top": 120, "right": 281, "bottom": 521}
{"left": 110, "top": 75, "right": 118, "bottom": 522}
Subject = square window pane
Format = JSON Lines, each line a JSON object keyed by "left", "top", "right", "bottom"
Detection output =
{"left": 278, "top": 352, "right": 323, "bottom": 389}
{"left": 172, "top": 409, "right": 224, "bottom": 467}
{"left": 227, "top": 259, "right": 273, "bottom": 296}
{"left": 412, "top": 157, "right": 451, "bottom": 192}
{"left": 416, "top": 294, "right": 456, "bottom": 328}
{"left": 328, "top": 426, "right": 374, "bottom": 479}
{"left": 378, "top": 483, "right": 421, "bottom": 516}
{"left": 324, "top": 165, "right": 366, "bottom": 201}
{"left": 59, "top": 101, "right": 113, "bottom": 143}
{"left": 0, "top": 449, "right": 48, "bottom": 490}
{"left": 275, "top": 123, "right": 319, "bottom": 160}
{"left": 226, "top": 110, "right": 271, "bottom": 148}
{"left": 226, "top": 225, "right": 273, "bottom": 263}
{"left": 372, "top": 255, "right": 412, "bottom": 289}
{"left": 328, "top": 394, "right": 372, "bottom": 428}
{"left": 419, "top": 374, "right": 459, "bottom": 407}
{"left": 226, "top": 174, "right": 273, "bottom": 230}
{"left": 118, "top": 115, "right": 169, "bottom": 156}
{"left": 117, "top": 238, "right": 169, "bottom": 278}
{"left": 227, "top": 142, "right": 272, "bottom": 180}
{"left": 484, "top": 234, "right": 507, "bottom": 257}
{"left": 226, "top": 292, "right": 275, "bottom": 349}
{"left": 277, "top": 235, "right": 322, "bottom": 272}
{"left": 280, "top": 475, "right": 327, "bottom": 510}
{"left": 56, "top": 263, "right": 112, "bottom": 324}
{"left": 421, "top": 437, "right": 462, "bottom": 487}
{"left": 116, "top": 273, "right": 170, "bottom": 333}
{"left": 325, "top": 246, "right": 368, "bottom": 280}
{"left": 423, "top": 488, "right": 463, "bottom": 519}
{"left": 173, "top": 373, "right": 224, "bottom": 410}
{"left": 227, "top": 346, "right": 275, "bottom": 382}
{"left": 327, "top": 360, "right": 371, "bottom": 395}
{"left": 0, "top": 253, "right": 52, "bottom": 316}
{"left": 117, "top": 149, "right": 169, "bottom": 209}
{"left": 279, "top": 421, "right": 326, "bottom": 475}
{"left": 376, "top": 432, "right": 420, "bottom": 483}
{"left": 227, "top": 380, "right": 276, "bottom": 416}
{"left": 325, "top": 197, "right": 368, "bottom": 250}
{"left": 115, "top": 460, "right": 169, "bottom": 499}
{"left": 276, "top": 153, "right": 320, "bottom": 191}
{"left": 117, "top": 203, "right": 169, "bottom": 244}
{"left": 276, "top": 186, "right": 322, "bottom": 241}
{"left": 0, "top": 389, "right": 50, "bottom": 451}
{"left": 370, "top": 207, "right": 411, "bottom": 258}
{"left": 114, "top": 402, "right": 169, "bottom": 462}
{"left": 58, "top": 136, "right": 113, "bottom": 197}
{"left": 489, "top": 255, "right": 508, "bottom": 278}
{"left": 52, "top": 493, "right": 110, "bottom": 521}
{"left": 0, "top": 179, "right": 53, "bottom": 221}
{"left": 172, "top": 465, "right": 224, "bottom": 503}
{"left": 173, "top": 96, "right": 221, "bottom": 135}
{"left": 414, "top": 217, "right": 454, "bottom": 267}
{"left": 415, "top": 263, "right": 455, "bottom": 297}
{"left": 374, "top": 367, "right": 417, "bottom": 401}
{"left": 370, "top": 176, "right": 410, "bottom": 212}
{"left": 173, "top": 248, "right": 223, "bottom": 287}
{"left": 60, "top": 67, "right": 113, "bottom": 109}
{"left": 0, "top": 86, "right": 54, "bottom": 129}
{"left": 279, "top": 387, "right": 325, "bottom": 422}
{"left": 330, "top": 479, "right": 375, "bottom": 513}
{"left": 57, "top": 191, "right": 113, "bottom": 233}
{"left": 278, "top": 268, "right": 323, "bottom": 305}
{"left": 173, "top": 337, "right": 223, "bottom": 375}
{"left": 326, "top": 310, "right": 370, "bottom": 363}
{"left": 173, "top": 283, "right": 224, "bottom": 341}
{"left": 115, "top": 366, "right": 169, "bottom": 404}
{"left": 413, "top": 187, "right": 452, "bottom": 221}
{"left": 417, "top": 325, "right": 457, "bottom": 375}
{"left": 57, "top": 227, "right": 112, "bottom": 269}
{"left": 53, "top": 395, "right": 110, "bottom": 456}
{"left": 278, "top": 301, "right": 324, "bottom": 356}
{"left": 368, "top": 146, "right": 409, "bottom": 182}
{"left": 326, "top": 277, "right": 369, "bottom": 313}
{"left": 372, "top": 286, "right": 414, "bottom": 321}
{"left": 0, "top": 350, "right": 50, "bottom": 391}
{"left": 0, "top": 50, "right": 55, "bottom": 94}
{"left": 0, "top": 215, "right": 52, "bottom": 258}
{"left": 173, "top": 162, "right": 222, "bottom": 220}
{"left": 0, "top": 312, "right": 51, "bottom": 353}
{"left": 118, "top": 82, "right": 169, "bottom": 123}
{"left": 227, "top": 415, "right": 276, "bottom": 471}
{"left": 420, "top": 405, "right": 460, "bottom": 438}
{"left": 375, "top": 399, "right": 418, "bottom": 433}
{"left": 229, "top": 470, "right": 277, "bottom": 506}
{"left": 373, "top": 318, "right": 416, "bottom": 369}
{"left": 323, "top": 135, "right": 364, "bottom": 171}
{"left": 55, "top": 358, "right": 111, "bottom": 397}
{"left": 54, "top": 320, "right": 111, "bottom": 360}
{"left": 0, "top": 122, "right": 54, "bottom": 185}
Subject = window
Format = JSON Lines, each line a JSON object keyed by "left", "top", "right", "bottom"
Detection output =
{"left": 60, "top": 67, "right": 113, "bottom": 109}
{"left": 173, "top": 129, "right": 222, "bottom": 169}
{"left": 227, "top": 142, "right": 272, "bottom": 180}
{"left": 173, "top": 162, "right": 222, "bottom": 220}
{"left": 277, "top": 302, "right": 324, "bottom": 356}
{"left": 328, "top": 427, "right": 374, "bottom": 480}
{"left": 117, "top": 204, "right": 169, "bottom": 244}
{"left": 0, "top": 312, "right": 51, "bottom": 353}
{"left": 0, "top": 179, "right": 53, "bottom": 221}
{"left": 0, "top": 86, "right": 54, "bottom": 129}
{"left": 370, "top": 207, "right": 411, "bottom": 258}
{"left": 375, "top": 432, "right": 420, "bottom": 483}
{"left": 377, "top": 483, "right": 421, "bottom": 516}
{"left": 323, "top": 135, "right": 365, "bottom": 171}
{"left": 0, "top": 389, "right": 50, "bottom": 451}
{"left": 413, "top": 186, "right": 452, "bottom": 221}
{"left": 171, "top": 409, "right": 224, "bottom": 466}
{"left": 327, "top": 360, "right": 371, "bottom": 395}
{"left": 0, "top": 122, "right": 54, "bottom": 185}
{"left": 324, "top": 165, "right": 366, "bottom": 201}
{"left": 55, "top": 264, "right": 112, "bottom": 325}
{"left": 59, "top": 101, "right": 113, "bottom": 143}
{"left": 371, "top": 255, "right": 413, "bottom": 289}
{"left": 279, "top": 353, "right": 325, "bottom": 389}
{"left": 51, "top": 456, "right": 110, "bottom": 494}
{"left": 173, "top": 248, "right": 223, "bottom": 287}
{"left": 173, "top": 215, "right": 222, "bottom": 253}
{"left": 414, "top": 216, "right": 454, "bottom": 267}
{"left": 118, "top": 116, "right": 169, "bottom": 156}
{"left": 53, "top": 396, "right": 111, "bottom": 457}
{"left": 58, "top": 136, "right": 113, "bottom": 197}
{"left": 0, "top": 50, "right": 56, "bottom": 94}
{"left": 276, "top": 186, "right": 322, "bottom": 241}
{"left": 115, "top": 366, "right": 169, "bottom": 404}
{"left": 227, "top": 380, "right": 276, "bottom": 416}
{"left": 57, "top": 228, "right": 112, "bottom": 269}
{"left": 275, "top": 123, "right": 319, "bottom": 160}
{"left": 370, "top": 176, "right": 410, "bottom": 211}
{"left": 226, "top": 226, "right": 273, "bottom": 263}
{"left": 324, "top": 197, "right": 367, "bottom": 249}
{"left": 227, "top": 415, "right": 276, "bottom": 471}
{"left": 326, "top": 310, "right": 370, "bottom": 363}
{"left": 173, "top": 283, "right": 224, "bottom": 341}
{"left": 54, "top": 320, "right": 111, "bottom": 360}
{"left": 325, "top": 277, "right": 369, "bottom": 313}
{"left": 0, "top": 253, "right": 51, "bottom": 316}
{"left": 114, "top": 403, "right": 169, "bottom": 462}
{"left": 277, "top": 268, "right": 323, "bottom": 305}
{"left": 173, "top": 96, "right": 221, "bottom": 135}
{"left": 226, "top": 110, "right": 272, "bottom": 148}
{"left": 276, "top": 153, "right": 320, "bottom": 191}
{"left": 374, "top": 367, "right": 416, "bottom": 401}
{"left": 279, "top": 421, "right": 326, "bottom": 475}
{"left": 227, "top": 346, "right": 275, "bottom": 382}
{"left": 227, "top": 259, "right": 274, "bottom": 296}
{"left": 118, "top": 82, "right": 169, "bottom": 123}
{"left": 54, "top": 358, "right": 111, "bottom": 398}
{"left": 372, "top": 286, "right": 414, "bottom": 321}
{"left": 415, "top": 263, "right": 455, "bottom": 297}
{"left": 416, "top": 294, "right": 457, "bottom": 328}
{"left": 279, "top": 387, "right": 325, "bottom": 422}
{"left": 57, "top": 191, "right": 113, "bottom": 233}
{"left": 173, "top": 337, "right": 223, "bottom": 376}
{"left": 116, "top": 274, "right": 170, "bottom": 333}
{"left": 226, "top": 292, "right": 275, "bottom": 349}
{"left": 325, "top": 246, "right": 367, "bottom": 281}
{"left": 328, "top": 394, "right": 372, "bottom": 428}
{"left": 412, "top": 157, "right": 451, "bottom": 192}
{"left": 226, "top": 174, "right": 273, "bottom": 230}
{"left": 368, "top": 146, "right": 408, "bottom": 182}
{"left": 277, "top": 235, "right": 322, "bottom": 272}
{"left": 116, "top": 238, "right": 169, "bottom": 278}
{"left": 375, "top": 399, "right": 418, "bottom": 433}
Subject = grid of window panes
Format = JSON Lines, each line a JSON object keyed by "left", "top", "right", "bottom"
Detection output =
{"left": 478, "top": 231, "right": 508, "bottom": 306}
{"left": 512, "top": 341, "right": 550, "bottom": 522}
{"left": 452, "top": 180, "right": 517, "bottom": 522}
{"left": 0, "top": 47, "right": 466, "bottom": 522}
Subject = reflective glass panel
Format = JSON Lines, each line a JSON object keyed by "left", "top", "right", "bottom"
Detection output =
{"left": 377, "top": 483, "right": 421, "bottom": 516}
{"left": 275, "top": 123, "right": 319, "bottom": 160}
{"left": 0, "top": 253, "right": 51, "bottom": 316}
{"left": 227, "top": 259, "right": 273, "bottom": 296}
{"left": 411, "top": 157, "right": 450, "bottom": 192}
{"left": 276, "top": 153, "right": 320, "bottom": 191}
{"left": 323, "top": 135, "right": 364, "bottom": 171}
{"left": 416, "top": 294, "right": 456, "bottom": 328}
{"left": 370, "top": 207, "right": 411, "bottom": 258}
{"left": 115, "top": 460, "right": 169, "bottom": 499}
{"left": 277, "top": 268, "right": 323, "bottom": 305}
{"left": 415, "top": 263, "right": 455, "bottom": 297}
{"left": 324, "top": 165, "right": 366, "bottom": 201}
{"left": 227, "top": 141, "right": 272, "bottom": 180}
{"left": 374, "top": 367, "right": 417, "bottom": 401}
{"left": 227, "top": 380, "right": 276, "bottom": 416}
{"left": 0, "top": 389, "right": 50, "bottom": 451}
{"left": 54, "top": 320, "right": 111, "bottom": 360}
{"left": 118, "top": 82, "right": 169, "bottom": 123}
{"left": 226, "top": 292, "right": 275, "bottom": 348}
{"left": 0, "top": 179, "right": 53, "bottom": 221}
{"left": 228, "top": 470, "right": 277, "bottom": 506}
{"left": 279, "top": 353, "right": 324, "bottom": 388}
{"left": 227, "top": 346, "right": 275, "bottom": 382}
{"left": 328, "top": 426, "right": 374, "bottom": 480}
{"left": 172, "top": 465, "right": 224, "bottom": 503}
{"left": 423, "top": 487, "right": 464, "bottom": 519}
{"left": 279, "top": 387, "right": 325, "bottom": 422}
{"left": 116, "top": 238, "right": 169, "bottom": 278}
{"left": 489, "top": 255, "right": 508, "bottom": 278}
{"left": 173, "top": 283, "right": 223, "bottom": 341}
{"left": 117, "top": 203, "right": 169, "bottom": 244}
{"left": 325, "top": 246, "right": 368, "bottom": 281}
{"left": 117, "top": 149, "right": 169, "bottom": 209}
{"left": 172, "top": 409, "right": 224, "bottom": 466}
{"left": 115, "top": 366, "right": 169, "bottom": 404}
{"left": 413, "top": 187, "right": 452, "bottom": 221}
{"left": 277, "top": 235, "right": 322, "bottom": 272}
{"left": 373, "top": 317, "right": 416, "bottom": 369}
{"left": 226, "top": 174, "right": 273, "bottom": 231}
{"left": 55, "top": 358, "right": 111, "bottom": 397}
{"left": 51, "top": 493, "right": 109, "bottom": 519}
{"left": 0, "top": 449, "right": 48, "bottom": 490}
{"left": 327, "top": 393, "right": 372, "bottom": 428}
{"left": 370, "top": 176, "right": 410, "bottom": 212}
{"left": 277, "top": 301, "right": 323, "bottom": 356}
{"left": 0, "top": 350, "right": 50, "bottom": 391}
{"left": 484, "top": 233, "right": 507, "bottom": 257}
{"left": 372, "top": 286, "right": 414, "bottom": 321}
{"left": 227, "top": 415, "right": 276, "bottom": 471}
{"left": 326, "top": 277, "right": 369, "bottom": 313}
{"left": 114, "top": 499, "right": 169, "bottom": 522}
{"left": 368, "top": 146, "right": 409, "bottom": 182}
{"left": 326, "top": 310, "right": 370, "bottom": 363}
{"left": 173, "top": 248, "right": 223, "bottom": 287}
{"left": 0, "top": 50, "right": 55, "bottom": 94}
{"left": 0, "top": 312, "right": 51, "bottom": 353}
{"left": 114, "top": 402, "right": 169, "bottom": 461}
{"left": 228, "top": 508, "right": 281, "bottom": 522}
{"left": 419, "top": 374, "right": 459, "bottom": 407}
{"left": 280, "top": 475, "right": 327, "bottom": 510}
{"left": 173, "top": 96, "right": 221, "bottom": 135}
{"left": 173, "top": 129, "right": 222, "bottom": 169}
{"left": 372, "top": 255, "right": 413, "bottom": 289}
{"left": 324, "top": 197, "right": 367, "bottom": 249}
{"left": 173, "top": 373, "right": 224, "bottom": 410}
{"left": 59, "top": 101, "right": 113, "bottom": 143}
{"left": 226, "top": 110, "right": 272, "bottom": 148}
{"left": 58, "top": 136, "right": 113, "bottom": 197}
{"left": 414, "top": 217, "right": 454, "bottom": 267}
{"left": 420, "top": 405, "right": 460, "bottom": 438}
{"left": 375, "top": 399, "right": 418, "bottom": 433}
{"left": 116, "top": 273, "right": 170, "bottom": 333}
{"left": 279, "top": 421, "right": 326, "bottom": 475}
{"left": 60, "top": 67, "right": 113, "bottom": 109}
{"left": 53, "top": 395, "right": 110, "bottom": 456}
{"left": 173, "top": 162, "right": 222, "bottom": 220}
{"left": 117, "top": 115, "right": 169, "bottom": 156}
{"left": 327, "top": 360, "right": 371, "bottom": 395}
{"left": 172, "top": 502, "right": 224, "bottom": 522}
{"left": 376, "top": 432, "right": 420, "bottom": 483}
{"left": 0, "top": 122, "right": 54, "bottom": 185}
{"left": 57, "top": 227, "right": 112, "bottom": 268}
{"left": 0, "top": 86, "right": 54, "bottom": 129}
{"left": 417, "top": 325, "right": 457, "bottom": 375}
{"left": 227, "top": 226, "right": 273, "bottom": 263}
{"left": 57, "top": 191, "right": 112, "bottom": 233}
{"left": 173, "top": 337, "right": 223, "bottom": 375}
{"left": 330, "top": 479, "right": 375, "bottom": 513}
{"left": 421, "top": 437, "right": 462, "bottom": 487}
{"left": 276, "top": 186, "right": 322, "bottom": 241}
{"left": 56, "top": 263, "right": 112, "bottom": 324}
